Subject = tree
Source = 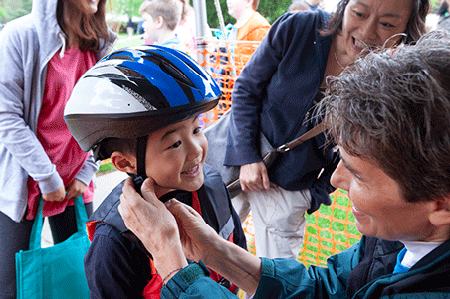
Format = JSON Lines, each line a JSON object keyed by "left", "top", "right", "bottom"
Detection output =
{"left": 107, "top": 0, "right": 142, "bottom": 19}
{"left": 1, "top": 4, "right": 6, "bottom": 24}
{"left": 430, "top": 0, "right": 442, "bottom": 14}
{"left": 206, "top": 0, "right": 292, "bottom": 29}
{"left": 3, "top": 0, "right": 32, "bottom": 22}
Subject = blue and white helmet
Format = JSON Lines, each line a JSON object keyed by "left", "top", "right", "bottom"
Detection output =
{"left": 64, "top": 45, "right": 221, "bottom": 159}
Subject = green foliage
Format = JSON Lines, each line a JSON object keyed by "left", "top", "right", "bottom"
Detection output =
{"left": 0, "top": 5, "right": 5, "bottom": 23}
{"left": 206, "top": 0, "right": 292, "bottom": 29}
{"left": 107, "top": 0, "right": 143, "bottom": 19}
{"left": 430, "top": 0, "right": 442, "bottom": 14}
{"left": 256, "top": 0, "right": 295, "bottom": 23}
{"left": 3, "top": 0, "right": 32, "bottom": 22}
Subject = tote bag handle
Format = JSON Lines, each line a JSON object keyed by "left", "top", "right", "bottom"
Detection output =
{"left": 29, "top": 196, "right": 88, "bottom": 250}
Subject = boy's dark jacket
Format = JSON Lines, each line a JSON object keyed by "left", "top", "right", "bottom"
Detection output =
{"left": 84, "top": 164, "right": 247, "bottom": 298}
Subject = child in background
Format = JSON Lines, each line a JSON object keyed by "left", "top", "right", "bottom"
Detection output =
{"left": 174, "top": 0, "right": 214, "bottom": 60}
{"left": 140, "top": 0, "right": 187, "bottom": 53}
{"left": 64, "top": 46, "right": 247, "bottom": 298}
{"left": 226, "top": 0, "right": 270, "bottom": 64}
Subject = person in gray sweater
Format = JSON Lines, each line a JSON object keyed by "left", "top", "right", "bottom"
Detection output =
{"left": 0, "top": 0, "right": 115, "bottom": 297}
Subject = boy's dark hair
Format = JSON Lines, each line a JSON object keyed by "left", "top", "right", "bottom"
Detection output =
{"left": 98, "top": 138, "right": 137, "bottom": 160}
{"left": 321, "top": 30, "right": 450, "bottom": 203}
{"left": 321, "top": 0, "right": 429, "bottom": 45}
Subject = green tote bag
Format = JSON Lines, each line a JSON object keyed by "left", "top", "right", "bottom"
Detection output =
{"left": 15, "top": 196, "right": 91, "bottom": 298}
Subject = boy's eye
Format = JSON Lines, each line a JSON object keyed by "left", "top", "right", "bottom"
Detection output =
{"left": 193, "top": 126, "right": 201, "bottom": 134}
{"left": 170, "top": 141, "right": 181, "bottom": 149}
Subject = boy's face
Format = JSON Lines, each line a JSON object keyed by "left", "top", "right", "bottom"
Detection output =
{"left": 142, "top": 12, "right": 159, "bottom": 43}
{"left": 144, "top": 116, "right": 207, "bottom": 195}
{"left": 331, "top": 147, "right": 438, "bottom": 242}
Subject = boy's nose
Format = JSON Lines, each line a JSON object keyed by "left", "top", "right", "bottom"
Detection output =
{"left": 186, "top": 140, "right": 203, "bottom": 161}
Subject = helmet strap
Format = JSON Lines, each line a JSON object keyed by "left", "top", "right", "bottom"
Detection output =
{"left": 128, "top": 135, "right": 148, "bottom": 195}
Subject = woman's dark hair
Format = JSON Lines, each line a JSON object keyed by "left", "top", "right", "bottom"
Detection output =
{"left": 56, "top": 0, "right": 110, "bottom": 52}
{"left": 322, "top": 0, "right": 429, "bottom": 45}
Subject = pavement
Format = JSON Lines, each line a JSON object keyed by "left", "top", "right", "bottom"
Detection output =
{"left": 41, "top": 169, "right": 128, "bottom": 247}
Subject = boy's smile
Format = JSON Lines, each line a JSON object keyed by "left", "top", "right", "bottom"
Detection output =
{"left": 144, "top": 116, "right": 207, "bottom": 197}
{"left": 181, "top": 164, "right": 201, "bottom": 177}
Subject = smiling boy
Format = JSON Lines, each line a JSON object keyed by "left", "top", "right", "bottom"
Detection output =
{"left": 64, "top": 46, "right": 246, "bottom": 298}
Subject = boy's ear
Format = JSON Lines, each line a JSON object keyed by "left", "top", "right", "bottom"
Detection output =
{"left": 111, "top": 151, "right": 137, "bottom": 174}
{"left": 428, "top": 196, "right": 450, "bottom": 226}
{"left": 155, "top": 16, "right": 164, "bottom": 29}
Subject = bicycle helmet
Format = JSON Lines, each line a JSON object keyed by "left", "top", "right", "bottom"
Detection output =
{"left": 65, "top": 45, "right": 221, "bottom": 192}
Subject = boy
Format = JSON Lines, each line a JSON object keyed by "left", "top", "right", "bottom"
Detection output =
{"left": 118, "top": 31, "right": 450, "bottom": 298}
{"left": 140, "top": 0, "right": 187, "bottom": 53}
{"left": 64, "top": 46, "right": 247, "bottom": 298}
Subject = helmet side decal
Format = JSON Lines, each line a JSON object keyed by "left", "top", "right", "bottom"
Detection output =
{"left": 121, "top": 85, "right": 157, "bottom": 111}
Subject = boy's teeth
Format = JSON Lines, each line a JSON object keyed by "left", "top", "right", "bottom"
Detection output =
{"left": 183, "top": 165, "right": 198, "bottom": 174}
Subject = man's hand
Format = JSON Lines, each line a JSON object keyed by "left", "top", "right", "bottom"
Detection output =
{"left": 239, "top": 161, "right": 271, "bottom": 192}
{"left": 166, "top": 199, "right": 221, "bottom": 265}
{"left": 119, "top": 178, "right": 188, "bottom": 278}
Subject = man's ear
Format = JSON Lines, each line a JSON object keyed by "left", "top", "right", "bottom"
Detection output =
{"left": 428, "top": 196, "right": 450, "bottom": 226}
{"left": 111, "top": 151, "right": 137, "bottom": 174}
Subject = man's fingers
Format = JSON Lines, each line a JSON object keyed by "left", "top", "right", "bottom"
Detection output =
{"left": 122, "top": 177, "right": 158, "bottom": 204}
{"left": 166, "top": 199, "right": 200, "bottom": 219}
{"left": 140, "top": 177, "right": 156, "bottom": 201}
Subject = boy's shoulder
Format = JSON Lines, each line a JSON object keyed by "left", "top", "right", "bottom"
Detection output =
{"left": 89, "top": 180, "right": 128, "bottom": 233}
{"left": 88, "top": 180, "right": 153, "bottom": 257}
{"left": 203, "top": 163, "right": 222, "bottom": 180}
{"left": 201, "top": 163, "right": 229, "bottom": 204}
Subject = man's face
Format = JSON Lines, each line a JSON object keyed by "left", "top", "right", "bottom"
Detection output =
{"left": 330, "top": 147, "right": 437, "bottom": 242}
{"left": 144, "top": 116, "right": 207, "bottom": 196}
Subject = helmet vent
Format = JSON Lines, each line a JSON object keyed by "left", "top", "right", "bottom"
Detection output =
{"left": 143, "top": 54, "right": 195, "bottom": 88}
{"left": 116, "top": 65, "right": 147, "bottom": 80}
{"left": 108, "top": 53, "right": 135, "bottom": 62}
